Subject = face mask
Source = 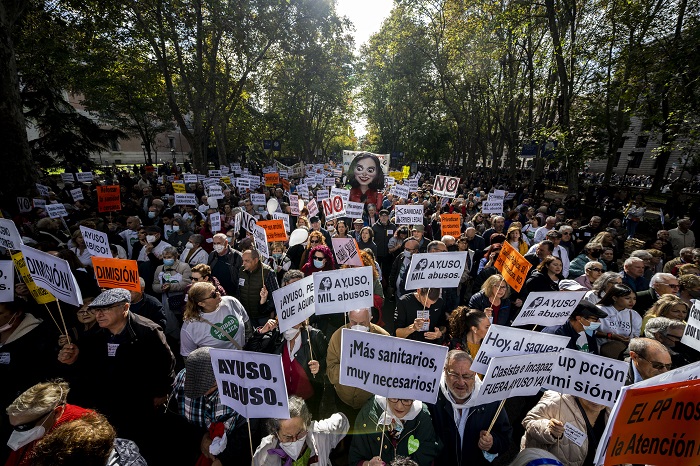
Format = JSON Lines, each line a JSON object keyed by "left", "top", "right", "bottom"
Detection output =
{"left": 213, "top": 244, "right": 225, "bottom": 253}
{"left": 172, "top": 225, "right": 180, "bottom": 232}
{"left": 7, "top": 425, "right": 46, "bottom": 451}
{"left": 583, "top": 320, "right": 601, "bottom": 336}
{"left": 351, "top": 324, "right": 369, "bottom": 332}
{"left": 185, "top": 242, "right": 194, "bottom": 249}
{"left": 283, "top": 328, "right": 300, "bottom": 341}
{"left": 279, "top": 436, "right": 306, "bottom": 460}
{"left": 313, "top": 259, "right": 324, "bottom": 269}
{"left": 273, "top": 253, "right": 282, "bottom": 260}
{"left": 148, "top": 211, "right": 156, "bottom": 219}
{"left": 404, "top": 251, "right": 412, "bottom": 259}
{"left": 146, "top": 235, "right": 156, "bottom": 243}
{"left": 163, "top": 259, "right": 175, "bottom": 266}
{"left": 227, "top": 236, "right": 234, "bottom": 243}
{"left": 589, "top": 250, "right": 602, "bottom": 259}
{"left": 0, "top": 313, "right": 18, "bottom": 333}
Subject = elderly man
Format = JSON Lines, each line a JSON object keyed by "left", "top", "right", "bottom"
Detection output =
{"left": 238, "top": 249, "right": 279, "bottom": 327}
{"left": 626, "top": 337, "right": 672, "bottom": 384}
{"left": 527, "top": 230, "right": 570, "bottom": 277}
{"left": 464, "top": 227, "right": 486, "bottom": 256}
{"left": 633, "top": 273, "right": 679, "bottom": 315}
{"left": 483, "top": 216, "right": 505, "bottom": 246}
{"left": 644, "top": 317, "right": 692, "bottom": 368}
{"left": 668, "top": 218, "right": 696, "bottom": 256}
{"left": 427, "top": 350, "right": 512, "bottom": 465}
{"left": 208, "top": 233, "right": 243, "bottom": 296}
{"left": 620, "top": 257, "right": 650, "bottom": 292}
{"left": 576, "top": 216, "right": 603, "bottom": 247}
{"left": 663, "top": 246, "right": 695, "bottom": 274}
{"left": 533, "top": 216, "right": 557, "bottom": 244}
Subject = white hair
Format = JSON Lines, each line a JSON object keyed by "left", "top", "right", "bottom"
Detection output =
{"left": 650, "top": 273, "right": 676, "bottom": 288}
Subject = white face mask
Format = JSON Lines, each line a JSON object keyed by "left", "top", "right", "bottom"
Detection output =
{"left": 283, "top": 328, "right": 300, "bottom": 341}
{"left": 213, "top": 244, "right": 225, "bottom": 253}
{"left": 185, "top": 242, "right": 194, "bottom": 249}
{"left": 351, "top": 324, "right": 369, "bottom": 332}
{"left": 7, "top": 425, "right": 46, "bottom": 451}
{"left": 279, "top": 435, "right": 306, "bottom": 460}
{"left": 172, "top": 225, "right": 180, "bottom": 232}
{"left": 146, "top": 235, "right": 156, "bottom": 243}
{"left": 0, "top": 313, "right": 18, "bottom": 333}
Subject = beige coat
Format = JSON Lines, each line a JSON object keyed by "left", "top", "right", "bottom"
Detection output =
{"left": 521, "top": 390, "right": 610, "bottom": 466}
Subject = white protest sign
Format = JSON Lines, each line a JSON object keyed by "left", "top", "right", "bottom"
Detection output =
{"left": 322, "top": 195, "right": 346, "bottom": 221}
{"left": 564, "top": 423, "right": 586, "bottom": 447}
{"left": 296, "top": 184, "right": 309, "bottom": 199}
{"left": 184, "top": 174, "right": 198, "bottom": 184}
{"left": 16, "top": 197, "right": 32, "bottom": 213}
{"left": 681, "top": 300, "right": 700, "bottom": 352}
{"left": 251, "top": 193, "right": 266, "bottom": 206}
{"left": 404, "top": 251, "right": 468, "bottom": 290}
{"left": 332, "top": 238, "right": 363, "bottom": 266}
{"left": 314, "top": 266, "right": 373, "bottom": 315}
{"left": 76, "top": 172, "right": 94, "bottom": 182}
{"left": 288, "top": 195, "right": 300, "bottom": 216}
{"left": 33, "top": 199, "right": 46, "bottom": 208}
{"left": 60, "top": 173, "right": 75, "bottom": 183}
{"left": 511, "top": 291, "right": 587, "bottom": 327}
{"left": 79, "top": 226, "right": 111, "bottom": 258}
{"left": 339, "top": 329, "right": 447, "bottom": 404}
{"left": 207, "top": 185, "right": 224, "bottom": 200}
{"left": 46, "top": 204, "right": 68, "bottom": 219}
{"left": 210, "top": 213, "right": 222, "bottom": 233}
{"left": 307, "top": 199, "right": 319, "bottom": 218}
{"left": 346, "top": 201, "right": 365, "bottom": 219}
{"left": 406, "top": 179, "right": 418, "bottom": 191}
{"left": 467, "top": 352, "right": 558, "bottom": 407}
{"left": 273, "top": 275, "right": 315, "bottom": 333}
{"left": 197, "top": 174, "right": 206, "bottom": 181}
{"left": 70, "top": 188, "right": 83, "bottom": 202}
{"left": 20, "top": 245, "right": 82, "bottom": 306}
{"left": 471, "top": 324, "right": 569, "bottom": 374}
{"left": 252, "top": 224, "right": 269, "bottom": 258}
{"left": 545, "top": 349, "right": 627, "bottom": 408}
{"left": 174, "top": 193, "right": 198, "bottom": 205}
{"left": 385, "top": 176, "right": 396, "bottom": 187}
{"left": 394, "top": 205, "right": 424, "bottom": 225}
{"left": 392, "top": 184, "right": 410, "bottom": 200}
{"left": 330, "top": 187, "right": 350, "bottom": 203}
{"left": 0, "top": 261, "right": 15, "bottom": 302}
{"left": 0, "top": 218, "right": 24, "bottom": 250}
{"left": 324, "top": 177, "right": 336, "bottom": 187}
{"left": 433, "top": 175, "right": 460, "bottom": 198}
{"left": 316, "top": 189, "right": 329, "bottom": 201}
{"left": 240, "top": 211, "right": 257, "bottom": 234}
{"left": 481, "top": 200, "right": 504, "bottom": 215}
{"left": 504, "top": 192, "right": 516, "bottom": 201}
{"left": 36, "top": 184, "right": 50, "bottom": 197}
{"left": 208, "top": 169, "right": 222, "bottom": 178}
{"left": 490, "top": 189, "right": 506, "bottom": 201}
{"left": 202, "top": 178, "right": 219, "bottom": 189}
{"left": 272, "top": 212, "right": 290, "bottom": 232}
{"left": 210, "top": 349, "right": 289, "bottom": 419}
{"left": 236, "top": 178, "right": 250, "bottom": 190}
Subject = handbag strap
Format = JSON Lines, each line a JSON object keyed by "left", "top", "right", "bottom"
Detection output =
{"left": 201, "top": 317, "right": 241, "bottom": 350}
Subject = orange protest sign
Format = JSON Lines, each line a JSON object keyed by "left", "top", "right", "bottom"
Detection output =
{"left": 606, "top": 378, "right": 700, "bottom": 466}
{"left": 281, "top": 178, "right": 291, "bottom": 191}
{"left": 256, "top": 220, "right": 288, "bottom": 242}
{"left": 440, "top": 214, "right": 461, "bottom": 238}
{"left": 493, "top": 240, "right": 531, "bottom": 292}
{"left": 265, "top": 173, "right": 280, "bottom": 187}
{"left": 97, "top": 185, "right": 121, "bottom": 213}
{"left": 91, "top": 257, "right": 140, "bottom": 291}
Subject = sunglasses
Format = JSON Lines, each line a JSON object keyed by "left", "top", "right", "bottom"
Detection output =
{"left": 313, "top": 256, "right": 326, "bottom": 261}
{"left": 589, "top": 268, "right": 604, "bottom": 273}
{"left": 309, "top": 239, "right": 320, "bottom": 244}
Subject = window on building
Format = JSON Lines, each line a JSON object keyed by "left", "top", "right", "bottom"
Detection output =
{"left": 629, "top": 151, "right": 644, "bottom": 168}
{"left": 635, "top": 135, "right": 649, "bottom": 148}
{"left": 614, "top": 152, "right": 621, "bottom": 167}
{"left": 109, "top": 139, "right": 120, "bottom": 151}
{"left": 618, "top": 137, "right": 627, "bottom": 149}
{"left": 169, "top": 137, "right": 175, "bottom": 149}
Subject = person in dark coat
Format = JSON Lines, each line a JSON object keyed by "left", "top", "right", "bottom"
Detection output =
{"left": 542, "top": 301, "right": 608, "bottom": 354}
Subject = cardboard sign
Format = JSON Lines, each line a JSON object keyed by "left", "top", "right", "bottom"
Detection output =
{"left": 91, "top": 257, "right": 140, "bottom": 292}
{"left": 404, "top": 251, "right": 468, "bottom": 290}
{"left": 70, "top": 188, "right": 83, "bottom": 202}
{"left": 494, "top": 240, "right": 531, "bottom": 292}
{"left": 339, "top": 329, "right": 447, "bottom": 404}
{"left": 265, "top": 173, "right": 280, "bottom": 186}
{"left": 346, "top": 201, "right": 365, "bottom": 219}
{"left": 60, "top": 173, "right": 75, "bottom": 183}
{"left": 97, "top": 185, "right": 121, "bottom": 212}
{"left": 251, "top": 194, "right": 266, "bottom": 206}
{"left": 210, "top": 349, "right": 290, "bottom": 419}
{"left": 79, "top": 226, "right": 111, "bottom": 258}
{"left": 271, "top": 212, "right": 290, "bottom": 232}
{"left": 440, "top": 214, "right": 461, "bottom": 238}
{"left": 184, "top": 174, "right": 198, "bottom": 184}
{"left": 467, "top": 352, "right": 558, "bottom": 407}
{"left": 681, "top": 300, "right": 700, "bottom": 352}
{"left": 0, "top": 261, "right": 15, "bottom": 302}
{"left": 210, "top": 213, "right": 222, "bottom": 233}
{"left": 252, "top": 224, "right": 269, "bottom": 258}
{"left": 481, "top": 200, "right": 503, "bottom": 215}
{"left": 11, "top": 251, "right": 55, "bottom": 304}
{"left": 314, "top": 266, "right": 373, "bottom": 315}
{"left": 332, "top": 238, "right": 363, "bottom": 266}
{"left": 394, "top": 205, "right": 424, "bottom": 225}
{"left": 544, "top": 349, "right": 627, "bottom": 408}
{"left": 307, "top": 199, "right": 319, "bottom": 218}
{"left": 511, "top": 291, "right": 587, "bottom": 327}
{"left": 16, "top": 197, "right": 32, "bottom": 213}
{"left": 471, "top": 324, "right": 569, "bottom": 374}
{"left": 272, "top": 275, "right": 315, "bottom": 333}
{"left": 392, "top": 184, "right": 410, "bottom": 200}
{"left": 174, "top": 193, "right": 198, "bottom": 206}
{"left": 36, "top": 183, "right": 50, "bottom": 197}
{"left": 0, "top": 218, "right": 24, "bottom": 250}
{"left": 20, "top": 245, "right": 82, "bottom": 306}
{"left": 76, "top": 172, "right": 94, "bottom": 182}
{"left": 172, "top": 182, "right": 186, "bottom": 193}
{"left": 433, "top": 175, "right": 460, "bottom": 198}
{"left": 257, "top": 220, "right": 287, "bottom": 242}
{"left": 46, "top": 204, "right": 68, "bottom": 218}
{"left": 322, "top": 195, "right": 346, "bottom": 221}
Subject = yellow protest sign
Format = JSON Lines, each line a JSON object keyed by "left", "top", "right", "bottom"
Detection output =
{"left": 11, "top": 251, "right": 56, "bottom": 304}
{"left": 493, "top": 240, "right": 531, "bottom": 292}
{"left": 172, "top": 182, "right": 186, "bottom": 193}
{"left": 221, "top": 176, "right": 231, "bottom": 186}
{"left": 402, "top": 165, "right": 410, "bottom": 178}
{"left": 440, "top": 214, "right": 461, "bottom": 238}
{"left": 389, "top": 171, "right": 404, "bottom": 181}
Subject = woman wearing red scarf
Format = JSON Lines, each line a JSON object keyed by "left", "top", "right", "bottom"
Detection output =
{"left": 301, "top": 245, "right": 335, "bottom": 276}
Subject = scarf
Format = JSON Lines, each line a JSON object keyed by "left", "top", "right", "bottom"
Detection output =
{"left": 374, "top": 396, "right": 422, "bottom": 437}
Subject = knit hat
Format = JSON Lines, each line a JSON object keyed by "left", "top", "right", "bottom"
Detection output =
{"left": 184, "top": 347, "right": 217, "bottom": 398}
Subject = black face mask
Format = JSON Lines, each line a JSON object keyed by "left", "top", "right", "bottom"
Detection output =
{"left": 589, "top": 250, "right": 602, "bottom": 259}
{"left": 447, "top": 245, "right": 459, "bottom": 252}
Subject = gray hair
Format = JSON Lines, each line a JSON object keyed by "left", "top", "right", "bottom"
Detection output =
{"left": 427, "top": 240, "right": 446, "bottom": 252}
{"left": 444, "top": 349, "right": 473, "bottom": 369}
{"left": 644, "top": 317, "right": 686, "bottom": 339}
{"left": 679, "top": 247, "right": 695, "bottom": 255}
{"left": 282, "top": 269, "right": 304, "bottom": 286}
{"left": 7, "top": 381, "right": 69, "bottom": 418}
{"left": 266, "top": 396, "right": 311, "bottom": 435}
{"left": 189, "top": 234, "right": 204, "bottom": 245}
{"left": 650, "top": 273, "right": 676, "bottom": 289}
{"left": 591, "top": 272, "right": 622, "bottom": 298}
{"left": 624, "top": 257, "right": 644, "bottom": 268}
{"left": 584, "top": 261, "right": 603, "bottom": 272}
{"left": 559, "top": 225, "right": 573, "bottom": 234}
{"left": 162, "top": 246, "right": 179, "bottom": 257}
{"left": 629, "top": 337, "right": 670, "bottom": 359}
{"left": 630, "top": 250, "right": 652, "bottom": 261}
{"left": 139, "top": 277, "right": 146, "bottom": 289}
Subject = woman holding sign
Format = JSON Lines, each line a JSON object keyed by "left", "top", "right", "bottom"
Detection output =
{"left": 469, "top": 275, "right": 513, "bottom": 326}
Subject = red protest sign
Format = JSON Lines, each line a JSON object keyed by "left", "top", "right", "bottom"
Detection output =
{"left": 97, "top": 185, "right": 121, "bottom": 213}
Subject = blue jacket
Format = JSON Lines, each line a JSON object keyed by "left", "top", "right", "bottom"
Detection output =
{"left": 542, "top": 320, "right": 600, "bottom": 355}
{"left": 468, "top": 291, "right": 511, "bottom": 326}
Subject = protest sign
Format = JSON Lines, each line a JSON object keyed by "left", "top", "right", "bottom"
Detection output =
{"left": 467, "top": 352, "right": 558, "bottom": 407}
{"left": 202, "top": 178, "right": 219, "bottom": 190}
{"left": 60, "top": 173, "right": 74, "bottom": 183}
{"left": 330, "top": 187, "right": 350, "bottom": 203}
{"left": 404, "top": 251, "right": 468, "bottom": 290}
{"left": 183, "top": 174, "right": 198, "bottom": 184}
{"left": 346, "top": 201, "right": 364, "bottom": 219}
{"left": 314, "top": 266, "right": 373, "bottom": 315}
{"left": 70, "top": 188, "right": 83, "bottom": 202}
{"left": 76, "top": 172, "right": 94, "bottom": 182}
{"left": 207, "top": 185, "right": 224, "bottom": 200}
{"left": 289, "top": 195, "right": 300, "bottom": 215}
{"left": 511, "top": 291, "right": 587, "bottom": 327}
{"left": 323, "top": 177, "right": 336, "bottom": 187}
{"left": 210, "top": 213, "right": 222, "bottom": 233}
{"left": 481, "top": 200, "right": 504, "bottom": 215}
{"left": 0, "top": 261, "right": 14, "bottom": 302}
{"left": 252, "top": 224, "right": 269, "bottom": 258}
{"left": 236, "top": 178, "right": 250, "bottom": 190}
{"left": 504, "top": 192, "right": 516, "bottom": 201}
{"left": 394, "top": 205, "right": 424, "bottom": 225}
{"left": 46, "top": 204, "right": 68, "bottom": 218}
{"left": 172, "top": 182, "right": 186, "bottom": 193}
{"left": 20, "top": 245, "right": 82, "bottom": 306}
{"left": 490, "top": 189, "right": 505, "bottom": 201}
{"left": 296, "top": 184, "right": 309, "bottom": 199}
{"left": 681, "top": 300, "right": 700, "bottom": 352}
{"left": 339, "top": 329, "right": 447, "bottom": 404}
{"left": 221, "top": 176, "right": 231, "bottom": 186}
{"left": 33, "top": 199, "right": 46, "bottom": 209}
{"left": 402, "top": 165, "right": 410, "bottom": 178}
{"left": 208, "top": 169, "right": 222, "bottom": 178}
{"left": 257, "top": 220, "right": 287, "bottom": 242}
{"left": 272, "top": 275, "right": 315, "bottom": 333}
{"left": 545, "top": 349, "right": 627, "bottom": 408}
{"left": 494, "top": 240, "right": 531, "bottom": 292}
{"left": 11, "top": 251, "right": 55, "bottom": 304}
{"left": 332, "top": 238, "right": 363, "bottom": 266}
{"left": 16, "top": 197, "right": 32, "bottom": 213}
{"left": 471, "top": 324, "right": 569, "bottom": 374}
{"left": 91, "top": 257, "right": 140, "bottom": 292}
{"left": 392, "top": 184, "right": 410, "bottom": 200}
{"left": 79, "top": 226, "right": 111, "bottom": 258}
{"left": 0, "top": 218, "right": 24, "bottom": 250}
{"left": 406, "top": 179, "right": 418, "bottom": 191}
{"left": 240, "top": 211, "right": 257, "bottom": 234}
{"left": 271, "top": 212, "right": 290, "bottom": 232}
{"left": 210, "top": 349, "right": 289, "bottom": 419}
{"left": 389, "top": 171, "right": 403, "bottom": 181}
{"left": 251, "top": 193, "right": 266, "bottom": 206}
{"left": 385, "top": 176, "right": 396, "bottom": 186}
{"left": 322, "top": 195, "right": 346, "bottom": 221}
{"left": 36, "top": 183, "right": 50, "bottom": 197}
{"left": 174, "top": 193, "right": 197, "bottom": 206}
{"left": 97, "top": 185, "right": 121, "bottom": 212}
{"left": 307, "top": 199, "right": 319, "bottom": 217}
{"left": 316, "top": 189, "right": 329, "bottom": 201}
{"left": 433, "top": 175, "right": 460, "bottom": 198}
{"left": 265, "top": 173, "right": 280, "bottom": 186}
{"left": 440, "top": 214, "right": 461, "bottom": 238}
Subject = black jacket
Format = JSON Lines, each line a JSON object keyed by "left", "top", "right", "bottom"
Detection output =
{"left": 207, "top": 247, "right": 243, "bottom": 296}
{"left": 525, "top": 271, "right": 560, "bottom": 293}
{"left": 129, "top": 293, "right": 167, "bottom": 330}
{"left": 542, "top": 320, "right": 600, "bottom": 355}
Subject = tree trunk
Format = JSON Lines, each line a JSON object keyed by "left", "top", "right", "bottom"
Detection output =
{"left": 214, "top": 119, "right": 227, "bottom": 167}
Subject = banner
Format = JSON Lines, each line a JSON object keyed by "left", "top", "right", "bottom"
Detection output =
{"left": 440, "top": 214, "right": 461, "bottom": 238}
{"left": 471, "top": 324, "right": 569, "bottom": 374}
{"left": 11, "top": 251, "right": 55, "bottom": 304}
{"left": 0, "top": 218, "right": 24, "bottom": 250}
{"left": 394, "top": 205, "right": 423, "bottom": 225}
{"left": 251, "top": 193, "right": 266, "bottom": 206}
{"left": 272, "top": 275, "right": 315, "bottom": 333}
{"left": 346, "top": 201, "right": 365, "bottom": 219}
{"left": 322, "top": 195, "right": 346, "bottom": 221}
{"left": 91, "top": 257, "right": 140, "bottom": 292}
{"left": 332, "top": 238, "right": 363, "bottom": 266}
{"left": 210, "top": 349, "right": 289, "bottom": 419}
{"left": 544, "top": 349, "right": 627, "bottom": 408}
{"left": 79, "top": 226, "right": 111, "bottom": 258}
{"left": 20, "top": 245, "right": 82, "bottom": 306}
{"left": 174, "top": 193, "right": 198, "bottom": 206}
{"left": 466, "top": 352, "right": 558, "bottom": 407}
{"left": 46, "top": 204, "right": 68, "bottom": 219}
{"left": 210, "top": 212, "right": 221, "bottom": 233}
{"left": 0, "top": 261, "right": 15, "bottom": 302}
{"left": 494, "top": 240, "right": 531, "bottom": 292}
{"left": 339, "top": 329, "right": 447, "bottom": 404}
{"left": 257, "top": 220, "right": 288, "bottom": 242}
{"left": 392, "top": 184, "right": 410, "bottom": 200}
{"left": 97, "top": 185, "right": 121, "bottom": 212}
{"left": 314, "top": 266, "right": 373, "bottom": 315}
{"left": 264, "top": 173, "right": 280, "bottom": 186}
{"left": 433, "top": 175, "right": 460, "bottom": 198}
{"left": 511, "top": 291, "right": 587, "bottom": 327}
{"left": 404, "top": 251, "right": 468, "bottom": 290}
{"left": 681, "top": 300, "right": 700, "bottom": 352}
{"left": 70, "top": 188, "right": 83, "bottom": 202}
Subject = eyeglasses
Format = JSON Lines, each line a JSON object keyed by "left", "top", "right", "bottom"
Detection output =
{"left": 313, "top": 256, "right": 326, "bottom": 261}
{"left": 589, "top": 268, "right": 604, "bottom": 273}
{"left": 446, "top": 370, "right": 476, "bottom": 382}
{"left": 662, "top": 283, "right": 680, "bottom": 289}
{"left": 309, "top": 239, "right": 320, "bottom": 244}
{"left": 278, "top": 428, "right": 307, "bottom": 443}
{"left": 388, "top": 398, "right": 413, "bottom": 406}
{"left": 191, "top": 276, "right": 201, "bottom": 281}
{"left": 204, "top": 291, "right": 219, "bottom": 300}
{"left": 638, "top": 355, "right": 672, "bottom": 371}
